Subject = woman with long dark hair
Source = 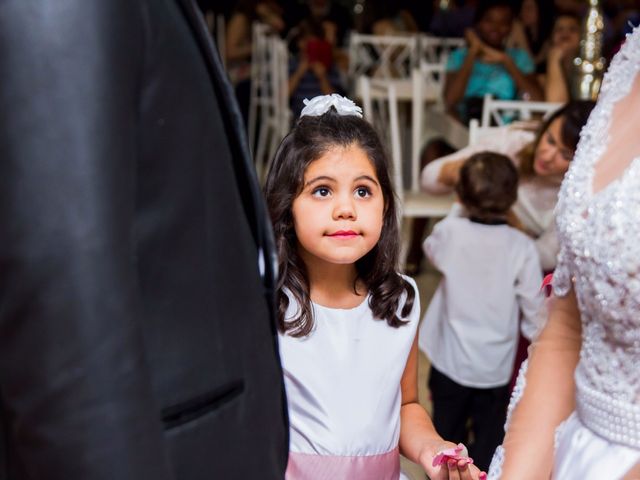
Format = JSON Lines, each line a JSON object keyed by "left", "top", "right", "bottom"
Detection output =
{"left": 409, "top": 100, "right": 595, "bottom": 273}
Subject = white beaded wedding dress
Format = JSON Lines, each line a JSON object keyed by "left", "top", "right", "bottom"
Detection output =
{"left": 489, "top": 26, "right": 640, "bottom": 479}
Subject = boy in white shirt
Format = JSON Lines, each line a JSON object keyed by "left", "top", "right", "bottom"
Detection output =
{"left": 418, "top": 151, "right": 544, "bottom": 471}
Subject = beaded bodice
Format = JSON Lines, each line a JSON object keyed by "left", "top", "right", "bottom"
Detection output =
{"left": 553, "top": 26, "right": 640, "bottom": 447}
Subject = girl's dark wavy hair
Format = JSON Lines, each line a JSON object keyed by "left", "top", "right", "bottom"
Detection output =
{"left": 264, "top": 108, "right": 415, "bottom": 337}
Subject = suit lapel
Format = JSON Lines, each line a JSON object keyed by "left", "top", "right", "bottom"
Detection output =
{"left": 175, "top": 0, "right": 246, "bottom": 150}
{"left": 175, "top": 0, "right": 279, "bottom": 315}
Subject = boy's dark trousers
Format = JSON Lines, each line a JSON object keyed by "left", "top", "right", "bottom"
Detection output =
{"left": 428, "top": 366, "right": 510, "bottom": 471}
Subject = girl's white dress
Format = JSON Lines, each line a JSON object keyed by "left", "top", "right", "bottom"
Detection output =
{"left": 278, "top": 276, "right": 419, "bottom": 480}
{"left": 489, "top": 26, "right": 640, "bottom": 479}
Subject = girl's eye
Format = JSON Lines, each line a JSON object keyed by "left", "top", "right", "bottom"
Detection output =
{"left": 561, "top": 150, "right": 573, "bottom": 161}
{"left": 312, "top": 187, "right": 331, "bottom": 197}
{"left": 546, "top": 133, "right": 556, "bottom": 146}
{"left": 355, "top": 186, "right": 371, "bottom": 198}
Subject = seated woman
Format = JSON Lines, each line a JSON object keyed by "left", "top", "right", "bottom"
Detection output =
{"left": 225, "top": 0, "right": 285, "bottom": 123}
{"left": 444, "top": 0, "right": 543, "bottom": 124}
{"left": 540, "top": 12, "right": 582, "bottom": 102}
{"left": 507, "top": 0, "right": 556, "bottom": 73}
{"left": 420, "top": 100, "right": 595, "bottom": 272}
{"left": 287, "top": 16, "right": 346, "bottom": 119}
{"left": 368, "top": 3, "right": 419, "bottom": 36}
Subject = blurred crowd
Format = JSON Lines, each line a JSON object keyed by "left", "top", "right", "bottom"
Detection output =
{"left": 197, "top": 0, "right": 639, "bottom": 120}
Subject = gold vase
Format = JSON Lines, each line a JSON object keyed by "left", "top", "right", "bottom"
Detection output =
{"left": 572, "top": 0, "right": 607, "bottom": 100}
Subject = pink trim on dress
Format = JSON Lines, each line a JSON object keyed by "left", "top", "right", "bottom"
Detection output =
{"left": 286, "top": 447, "right": 400, "bottom": 480}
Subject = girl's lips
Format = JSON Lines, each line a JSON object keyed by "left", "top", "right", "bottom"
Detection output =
{"left": 327, "top": 230, "right": 359, "bottom": 238}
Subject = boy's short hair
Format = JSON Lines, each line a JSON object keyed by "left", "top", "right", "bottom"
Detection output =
{"left": 456, "top": 151, "right": 519, "bottom": 219}
{"left": 473, "top": 0, "right": 515, "bottom": 24}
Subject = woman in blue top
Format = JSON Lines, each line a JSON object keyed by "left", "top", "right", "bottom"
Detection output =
{"left": 405, "top": 0, "right": 544, "bottom": 275}
{"left": 444, "top": 0, "right": 543, "bottom": 123}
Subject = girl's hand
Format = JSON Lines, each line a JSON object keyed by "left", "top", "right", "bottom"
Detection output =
{"left": 419, "top": 441, "right": 486, "bottom": 480}
{"left": 549, "top": 40, "right": 576, "bottom": 63}
{"left": 547, "top": 45, "right": 565, "bottom": 63}
{"left": 464, "top": 29, "right": 484, "bottom": 56}
{"left": 480, "top": 45, "right": 508, "bottom": 64}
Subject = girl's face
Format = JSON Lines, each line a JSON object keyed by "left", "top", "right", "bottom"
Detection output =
{"left": 533, "top": 117, "right": 574, "bottom": 177}
{"left": 519, "top": 0, "right": 539, "bottom": 28}
{"left": 551, "top": 16, "right": 581, "bottom": 50}
{"left": 291, "top": 144, "right": 384, "bottom": 268}
{"left": 476, "top": 6, "right": 513, "bottom": 49}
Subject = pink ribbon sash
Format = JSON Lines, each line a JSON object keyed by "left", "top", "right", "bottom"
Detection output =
{"left": 286, "top": 447, "right": 400, "bottom": 480}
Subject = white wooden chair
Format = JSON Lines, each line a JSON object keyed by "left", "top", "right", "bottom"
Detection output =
{"left": 360, "top": 77, "right": 455, "bottom": 263}
{"left": 418, "top": 34, "right": 465, "bottom": 65}
{"left": 348, "top": 33, "right": 419, "bottom": 80}
{"left": 469, "top": 94, "right": 562, "bottom": 146}
{"left": 411, "top": 61, "right": 469, "bottom": 192}
{"left": 253, "top": 34, "right": 290, "bottom": 181}
{"left": 248, "top": 22, "right": 273, "bottom": 158}
{"left": 348, "top": 32, "right": 420, "bottom": 103}
{"left": 247, "top": 24, "right": 291, "bottom": 181}
{"left": 480, "top": 94, "right": 562, "bottom": 127}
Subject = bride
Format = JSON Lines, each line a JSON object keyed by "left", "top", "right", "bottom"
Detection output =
{"left": 489, "top": 26, "right": 640, "bottom": 479}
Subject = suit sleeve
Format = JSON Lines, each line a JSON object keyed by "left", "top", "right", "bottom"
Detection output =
{"left": 0, "top": 1, "right": 172, "bottom": 478}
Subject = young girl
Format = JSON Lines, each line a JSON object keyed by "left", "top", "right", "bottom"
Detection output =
{"left": 264, "top": 94, "right": 485, "bottom": 480}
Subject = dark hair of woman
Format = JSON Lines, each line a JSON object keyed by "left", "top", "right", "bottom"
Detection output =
{"left": 456, "top": 151, "right": 519, "bottom": 219}
{"left": 264, "top": 108, "right": 415, "bottom": 337}
{"left": 517, "top": 100, "right": 596, "bottom": 177}
{"left": 521, "top": 0, "right": 556, "bottom": 56}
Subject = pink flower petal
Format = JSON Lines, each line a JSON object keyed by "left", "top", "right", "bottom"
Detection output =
{"left": 541, "top": 273, "right": 554, "bottom": 297}
{"left": 432, "top": 444, "right": 474, "bottom": 467}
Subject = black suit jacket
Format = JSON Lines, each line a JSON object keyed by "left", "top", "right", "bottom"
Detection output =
{"left": 0, "top": 0, "right": 287, "bottom": 478}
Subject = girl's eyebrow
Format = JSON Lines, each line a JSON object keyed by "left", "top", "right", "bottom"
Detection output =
{"left": 304, "top": 174, "right": 379, "bottom": 187}
{"left": 355, "top": 175, "right": 380, "bottom": 186}
{"left": 304, "top": 175, "right": 335, "bottom": 187}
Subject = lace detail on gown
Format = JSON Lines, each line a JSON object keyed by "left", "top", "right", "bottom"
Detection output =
{"left": 553, "top": 25, "right": 640, "bottom": 447}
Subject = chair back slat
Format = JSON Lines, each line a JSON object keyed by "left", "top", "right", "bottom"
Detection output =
{"left": 480, "top": 94, "right": 562, "bottom": 127}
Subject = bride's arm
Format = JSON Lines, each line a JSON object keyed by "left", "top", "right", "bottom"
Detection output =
{"left": 500, "top": 288, "right": 582, "bottom": 478}
{"left": 622, "top": 462, "right": 640, "bottom": 479}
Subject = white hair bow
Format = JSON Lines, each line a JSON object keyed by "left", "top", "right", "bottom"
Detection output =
{"left": 300, "top": 94, "right": 363, "bottom": 118}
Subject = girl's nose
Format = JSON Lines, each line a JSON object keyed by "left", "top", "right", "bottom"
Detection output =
{"left": 333, "top": 197, "right": 356, "bottom": 220}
